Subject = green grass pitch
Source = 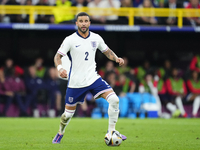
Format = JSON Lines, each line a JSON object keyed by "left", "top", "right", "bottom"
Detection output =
{"left": 0, "top": 118, "right": 200, "bottom": 150}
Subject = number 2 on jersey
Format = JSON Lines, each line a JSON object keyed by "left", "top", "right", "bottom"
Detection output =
{"left": 85, "top": 52, "right": 89, "bottom": 60}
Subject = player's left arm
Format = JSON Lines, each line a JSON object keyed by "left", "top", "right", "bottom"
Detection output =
{"left": 103, "top": 49, "right": 124, "bottom": 66}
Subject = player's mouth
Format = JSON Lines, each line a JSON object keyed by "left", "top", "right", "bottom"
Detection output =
{"left": 81, "top": 27, "right": 86, "bottom": 30}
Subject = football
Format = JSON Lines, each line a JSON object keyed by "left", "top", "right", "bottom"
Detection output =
{"left": 104, "top": 131, "right": 122, "bottom": 146}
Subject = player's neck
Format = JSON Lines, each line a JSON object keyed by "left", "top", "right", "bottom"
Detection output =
{"left": 77, "top": 30, "right": 89, "bottom": 38}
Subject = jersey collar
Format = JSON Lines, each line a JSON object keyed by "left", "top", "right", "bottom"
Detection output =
{"left": 76, "top": 31, "right": 90, "bottom": 39}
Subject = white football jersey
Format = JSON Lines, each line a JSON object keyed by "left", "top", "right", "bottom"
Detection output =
{"left": 57, "top": 31, "right": 109, "bottom": 88}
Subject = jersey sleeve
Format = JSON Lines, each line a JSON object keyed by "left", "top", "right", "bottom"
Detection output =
{"left": 57, "top": 37, "right": 71, "bottom": 56}
{"left": 97, "top": 35, "right": 109, "bottom": 53}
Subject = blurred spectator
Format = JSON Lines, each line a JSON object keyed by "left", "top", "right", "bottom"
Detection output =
{"left": 53, "top": 0, "right": 75, "bottom": 24}
{"left": 56, "top": 78, "right": 68, "bottom": 115}
{"left": 139, "top": 73, "right": 162, "bottom": 116}
{"left": 98, "top": 61, "right": 118, "bottom": 80}
{"left": 117, "top": 57, "right": 137, "bottom": 83}
{"left": 1, "top": 0, "right": 8, "bottom": 4}
{"left": 157, "top": 59, "right": 172, "bottom": 80}
{"left": 72, "top": 0, "right": 87, "bottom": 7}
{"left": 116, "top": 0, "right": 133, "bottom": 25}
{"left": 136, "top": 0, "right": 158, "bottom": 25}
{"left": 154, "top": 0, "right": 165, "bottom": 7}
{"left": 133, "top": 0, "right": 143, "bottom": 7}
{"left": 22, "top": 0, "right": 33, "bottom": 23}
{"left": 116, "top": 57, "right": 131, "bottom": 75}
{"left": 45, "top": 67, "right": 62, "bottom": 117}
{"left": 115, "top": 74, "right": 136, "bottom": 96}
{"left": 158, "top": 0, "right": 183, "bottom": 25}
{"left": 105, "top": 71, "right": 117, "bottom": 89}
{"left": 131, "top": 60, "right": 152, "bottom": 81}
{"left": 5, "top": 0, "right": 24, "bottom": 23}
{"left": 8, "top": 72, "right": 27, "bottom": 116}
{"left": 34, "top": 57, "right": 47, "bottom": 78}
{"left": 36, "top": 0, "right": 55, "bottom": 23}
{"left": 185, "top": 0, "right": 200, "bottom": 26}
{"left": 87, "top": 0, "right": 106, "bottom": 24}
{"left": 0, "top": 69, "right": 14, "bottom": 116}
{"left": 15, "top": 0, "right": 26, "bottom": 5}
{"left": 2, "top": 58, "right": 24, "bottom": 78}
{"left": 165, "top": 67, "right": 188, "bottom": 117}
{"left": 24, "top": 65, "right": 46, "bottom": 117}
{"left": 186, "top": 71, "right": 200, "bottom": 117}
{"left": 100, "top": 0, "right": 121, "bottom": 24}
{"left": 189, "top": 54, "right": 200, "bottom": 72}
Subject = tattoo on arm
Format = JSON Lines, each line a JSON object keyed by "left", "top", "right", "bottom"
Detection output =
{"left": 103, "top": 49, "right": 118, "bottom": 62}
{"left": 54, "top": 53, "right": 63, "bottom": 67}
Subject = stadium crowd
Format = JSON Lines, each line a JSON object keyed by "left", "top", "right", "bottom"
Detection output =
{"left": 0, "top": 0, "right": 200, "bottom": 26}
{"left": 0, "top": 54, "right": 200, "bottom": 118}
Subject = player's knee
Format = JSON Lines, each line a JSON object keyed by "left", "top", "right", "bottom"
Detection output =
{"left": 107, "top": 93, "right": 119, "bottom": 105}
{"left": 61, "top": 110, "right": 74, "bottom": 124}
{"left": 107, "top": 93, "right": 119, "bottom": 110}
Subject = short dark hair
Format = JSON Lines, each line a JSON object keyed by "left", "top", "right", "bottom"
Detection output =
{"left": 76, "top": 12, "right": 90, "bottom": 21}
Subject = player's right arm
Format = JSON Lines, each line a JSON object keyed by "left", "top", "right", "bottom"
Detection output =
{"left": 54, "top": 53, "right": 67, "bottom": 78}
{"left": 54, "top": 36, "right": 71, "bottom": 78}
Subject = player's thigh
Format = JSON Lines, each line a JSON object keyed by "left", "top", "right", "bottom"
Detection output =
{"left": 90, "top": 77, "right": 113, "bottom": 99}
{"left": 65, "top": 87, "right": 88, "bottom": 109}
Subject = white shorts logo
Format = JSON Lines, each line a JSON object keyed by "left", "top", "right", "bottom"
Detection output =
{"left": 69, "top": 97, "right": 73, "bottom": 103}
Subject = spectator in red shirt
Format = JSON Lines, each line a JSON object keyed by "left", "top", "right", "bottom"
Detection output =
{"left": 190, "top": 54, "right": 200, "bottom": 72}
{"left": 165, "top": 67, "right": 188, "bottom": 117}
{"left": 185, "top": 0, "right": 200, "bottom": 26}
{"left": 186, "top": 71, "right": 200, "bottom": 117}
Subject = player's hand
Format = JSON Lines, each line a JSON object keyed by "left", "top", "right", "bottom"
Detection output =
{"left": 58, "top": 68, "right": 67, "bottom": 78}
{"left": 116, "top": 58, "right": 124, "bottom": 66}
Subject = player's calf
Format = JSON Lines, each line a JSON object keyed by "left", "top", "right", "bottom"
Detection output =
{"left": 52, "top": 109, "right": 75, "bottom": 144}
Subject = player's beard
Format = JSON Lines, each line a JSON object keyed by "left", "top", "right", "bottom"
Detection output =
{"left": 78, "top": 26, "right": 89, "bottom": 34}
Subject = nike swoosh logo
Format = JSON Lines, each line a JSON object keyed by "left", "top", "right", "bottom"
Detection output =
{"left": 76, "top": 45, "right": 80, "bottom": 47}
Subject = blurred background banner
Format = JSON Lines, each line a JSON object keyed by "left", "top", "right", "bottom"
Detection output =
{"left": 1, "top": 23, "right": 200, "bottom": 31}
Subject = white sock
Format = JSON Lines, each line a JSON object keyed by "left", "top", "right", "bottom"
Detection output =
{"left": 175, "top": 96, "right": 185, "bottom": 115}
{"left": 106, "top": 93, "right": 119, "bottom": 132}
{"left": 166, "top": 103, "right": 177, "bottom": 113}
{"left": 58, "top": 109, "right": 75, "bottom": 135}
{"left": 193, "top": 96, "right": 200, "bottom": 115}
